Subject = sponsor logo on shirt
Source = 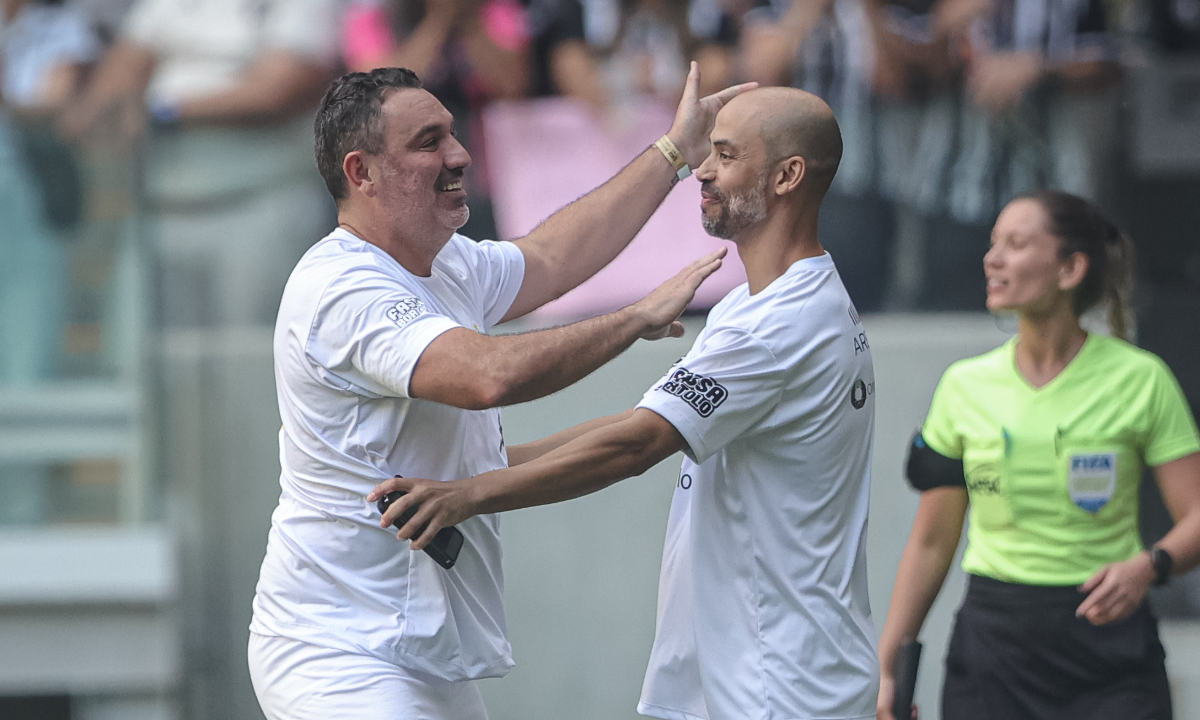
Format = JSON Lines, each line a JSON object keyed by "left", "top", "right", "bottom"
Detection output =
{"left": 850, "top": 378, "right": 874, "bottom": 409}
{"left": 386, "top": 298, "right": 425, "bottom": 329}
{"left": 848, "top": 304, "right": 861, "bottom": 326}
{"left": 660, "top": 367, "right": 728, "bottom": 417}
{"left": 853, "top": 331, "right": 870, "bottom": 356}
{"left": 965, "top": 462, "right": 1001, "bottom": 494}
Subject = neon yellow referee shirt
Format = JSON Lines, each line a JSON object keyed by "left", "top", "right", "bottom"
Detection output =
{"left": 922, "top": 333, "right": 1200, "bottom": 586}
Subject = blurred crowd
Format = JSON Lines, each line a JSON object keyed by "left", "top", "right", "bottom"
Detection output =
{"left": 1, "top": 0, "right": 1197, "bottom": 386}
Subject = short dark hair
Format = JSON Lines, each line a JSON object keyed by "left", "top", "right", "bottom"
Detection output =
{"left": 314, "top": 68, "right": 423, "bottom": 202}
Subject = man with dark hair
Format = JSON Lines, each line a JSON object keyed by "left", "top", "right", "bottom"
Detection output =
{"left": 247, "top": 64, "right": 752, "bottom": 719}
{"left": 372, "top": 87, "right": 880, "bottom": 720}
{"left": 312, "top": 67, "right": 424, "bottom": 201}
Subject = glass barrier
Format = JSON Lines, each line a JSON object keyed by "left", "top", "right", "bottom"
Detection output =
{"left": 0, "top": 111, "right": 149, "bottom": 527}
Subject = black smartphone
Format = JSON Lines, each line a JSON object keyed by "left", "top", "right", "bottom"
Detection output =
{"left": 377, "top": 490, "right": 464, "bottom": 570}
{"left": 892, "top": 639, "right": 923, "bottom": 720}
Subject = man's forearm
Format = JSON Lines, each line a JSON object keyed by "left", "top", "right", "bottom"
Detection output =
{"left": 506, "top": 146, "right": 679, "bottom": 317}
{"left": 372, "top": 410, "right": 685, "bottom": 547}
{"left": 506, "top": 409, "right": 635, "bottom": 466}
{"left": 413, "top": 306, "right": 652, "bottom": 409}
{"left": 472, "top": 411, "right": 683, "bottom": 513}
{"left": 177, "top": 52, "right": 331, "bottom": 124}
{"left": 64, "top": 42, "right": 154, "bottom": 134}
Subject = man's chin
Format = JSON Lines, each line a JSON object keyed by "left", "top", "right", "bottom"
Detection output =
{"left": 448, "top": 207, "right": 471, "bottom": 231}
{"left": 701, "top": 217, "right": 732, "bottom": 239}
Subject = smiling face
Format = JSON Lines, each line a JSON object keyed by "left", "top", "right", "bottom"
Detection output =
{"left": 985, "top": 198, "right": 1086, "bottom": 315}
{"left": 695, "top": 101, "right": 771, "bottom": 240}
{"left": 373, "top": 89, "right": 471, "bottom": 248}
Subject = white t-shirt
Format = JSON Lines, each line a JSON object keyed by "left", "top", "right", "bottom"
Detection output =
{"left": 635, "top": 253, "right": 878, "bottom": 720}
{"left": 0, "top": 5, "right": 99, "bottom": 109}
{"left": 250, "top": 228, "right": 526, "bottom": 681}
{"left": 122, "top": 0, "right": 341, "bottom": 106}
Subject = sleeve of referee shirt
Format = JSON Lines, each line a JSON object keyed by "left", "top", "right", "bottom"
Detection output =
{"left": 1144, "top": 357, "right": 1200, "bottom": 467}
{"left": 305, "top": 270, "right": 462, "bottom": 399}
{"left": 920, "top": 371, "right": 965, "bottom": 460}
{"left": 636, "top": 327, "right": 785, "bottom": 465}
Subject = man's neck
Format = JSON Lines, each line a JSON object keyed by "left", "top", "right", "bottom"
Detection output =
{"left": 337, "top": 210, "right": 446, "bottom": 278}
{"left": 734, "top": 205, "right": 823, "bottom": 295}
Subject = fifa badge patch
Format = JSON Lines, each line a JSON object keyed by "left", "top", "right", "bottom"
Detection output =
{"left": 1067, "top": 452, "right": 1118, "bottom": 514}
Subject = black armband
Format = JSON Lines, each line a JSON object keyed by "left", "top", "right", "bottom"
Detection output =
{"left": 905, "top": 432, "right": 966, "bottom": 491}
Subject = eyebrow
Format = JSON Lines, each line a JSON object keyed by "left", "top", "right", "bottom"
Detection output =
{"left": 412, "top": 121, "right": 451, "bottom": 142}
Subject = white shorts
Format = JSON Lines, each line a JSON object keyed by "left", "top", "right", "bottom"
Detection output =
{"left": 248, "top": 633, "right": 489, "bottom": 720}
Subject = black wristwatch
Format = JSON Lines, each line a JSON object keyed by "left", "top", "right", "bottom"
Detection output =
{"left": 1150, "top": 546, "right": 1174, "bottom": 586}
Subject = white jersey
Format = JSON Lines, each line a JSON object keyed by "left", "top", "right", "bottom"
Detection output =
{"left": 250, "top": 228, "right": 525, "bottom": 681}
{"left": 635, "top": 253, "right": 878, "bottom": 720}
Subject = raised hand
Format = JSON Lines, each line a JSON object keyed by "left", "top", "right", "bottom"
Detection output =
{"left": 666, "top": 62, "right": 758, "bottom": 170}
{"left": 631, "top": 248, "right": 726, "bottom": 340}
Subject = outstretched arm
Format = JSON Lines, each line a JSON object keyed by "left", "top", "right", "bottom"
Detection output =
{"left": 369, "top": 408, "right": 686, "bottom": 547}
{"left": 877, "top": 487, "right": 967, "bottom": 720}
{"left": 501, "top": 63, "right": 755, "bottom": 322}
{"left": 410, "top": 249, "right": 724, "bottom": 409}
{"left": 506, "top": 409, "right": 635, "bottom": 466}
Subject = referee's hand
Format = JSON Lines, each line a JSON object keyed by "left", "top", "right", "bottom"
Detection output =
{"left": 631, "top": 248, "right": 726, "bottom": 340}
{"left": 1075, "top": 552, "right": 1155, "bottom": 625}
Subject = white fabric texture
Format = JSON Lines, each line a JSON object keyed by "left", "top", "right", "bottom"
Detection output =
{"left": 636, "top": 253, "right": 878, "bottom": 720}
{"left": 122, "top": 0, "right": 342, "bottom": 105}
{"left": 251, "top": 229, "right": 525, "bottom": 682}
{"left": 248, "top": 633, "right": 489, "bottom": 720}
{"left": 0, "top": 4, "right": 99, "bottom": 108}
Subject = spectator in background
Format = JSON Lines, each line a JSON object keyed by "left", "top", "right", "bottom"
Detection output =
{"left": 343, "top": 0, "right": 531, "bottom": 241}
{"left": 873, "top": 0, "right": 1121, "bottom": 310}
{"left": 0, "top": 0, "right": 99, "bottom": 521}
{"left": 62, "top": 0, "right": 342, "bottom": 327}
{"left": 741, "top": 0, "right": 895, "bottom": 311}
{"left": 524, "top": 0, "right": 607, "bottom": 107}
{"left": 590, "top": 0, "right": 737, "bottom": 106}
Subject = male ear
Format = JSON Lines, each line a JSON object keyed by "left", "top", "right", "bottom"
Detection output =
{"left": 1059, "top": 251, "right": 1089, "bottom": 291}
{"left": 343, "top": 151, "right": 376, "bottom": 198}
{"left": 774, "top": 156, "right": 806, "bottom": 196}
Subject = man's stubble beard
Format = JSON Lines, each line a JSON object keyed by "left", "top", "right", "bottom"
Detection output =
{"left": 701, "top": 172, "right": 769, "bottom": 240}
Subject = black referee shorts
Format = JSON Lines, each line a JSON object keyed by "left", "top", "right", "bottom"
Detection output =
{"left": 942, "top": 574, "right": 1172, "bottom": 720}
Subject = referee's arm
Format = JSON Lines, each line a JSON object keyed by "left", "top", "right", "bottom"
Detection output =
{"left": 370, "top": 409, "right": 686, "bottom": 548}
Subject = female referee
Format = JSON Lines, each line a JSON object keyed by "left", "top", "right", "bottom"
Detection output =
{"left": 876, "top": 190, "right": 1200, "bottom": 720}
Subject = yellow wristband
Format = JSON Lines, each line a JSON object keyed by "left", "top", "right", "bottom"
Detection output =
{"left": 655, "top": 135, "right": 691, "bottom": 181}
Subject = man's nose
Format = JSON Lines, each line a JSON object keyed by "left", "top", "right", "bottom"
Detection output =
{"left": 696, "top": 152, "right": 716, "bottom": 181}
{"left": 446, "top": 135, "right": 471, "bottom": 170}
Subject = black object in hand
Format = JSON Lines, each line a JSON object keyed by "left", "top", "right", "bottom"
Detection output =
{"left": 892, "top": 639, "right": 923, "bottom": 720}
{"left": 377, "top": 490, "right": 464, "bottom": 569}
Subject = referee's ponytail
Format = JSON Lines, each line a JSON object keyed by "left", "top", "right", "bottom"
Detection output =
{"left": 1017, "top": 190, "right": 1136, "bottom": 341}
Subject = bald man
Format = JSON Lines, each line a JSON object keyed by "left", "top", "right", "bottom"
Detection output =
{"left": 370, "top": 88, "right": 879, "bottom": 720}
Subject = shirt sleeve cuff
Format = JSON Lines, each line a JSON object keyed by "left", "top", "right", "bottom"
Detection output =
{"left": 390, "top": 315, "right": 463, "bottom": 397}
{"left": 484, "top": 240, "right": 526, "bottom": 329}
{"left": 637, "top": 396, "right": 710, "bottom": 465}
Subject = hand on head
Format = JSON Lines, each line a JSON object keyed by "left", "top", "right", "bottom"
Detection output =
{"left": 666, "top": 62, "right": 758, "bottom": 170}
